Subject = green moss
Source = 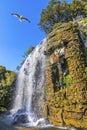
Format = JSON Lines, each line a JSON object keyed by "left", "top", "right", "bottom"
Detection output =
{"left": 52, "top": 22, "right": 62, "bottom": 30}
{"left": 83, "top": 17, "right": 87, "bottom": 23}
{"left": 72, "top": 21, "right": 78, "bottom": 27}
{"left": 45, "top": 22, "right": 87, "bottom": 128}
{"left": 79, "top": 18, "right": 87, "bottom": 35}
{"left": 0, "top": 107, "right": 7, "bottom": 112}
{"left": 64, "top": 74, "right": 71, "bottom": 87}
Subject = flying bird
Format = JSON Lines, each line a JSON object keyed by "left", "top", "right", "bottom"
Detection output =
{"left": 11, "top": 13, "right": 31, "bottom": 23}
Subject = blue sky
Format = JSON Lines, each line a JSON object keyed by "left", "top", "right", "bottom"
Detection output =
{"left": 0, "top": 0, "right": 71, "bottom": 71}
{"left": 0, "top": 0, "right": 49, "bottom": 71}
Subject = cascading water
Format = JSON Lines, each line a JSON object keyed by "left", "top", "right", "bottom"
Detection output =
{"left": 9, "top": 38, "right": 50, "bottom": 127}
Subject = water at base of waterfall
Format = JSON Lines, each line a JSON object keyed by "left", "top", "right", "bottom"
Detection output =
{"left": 4, "top": 109, "right": 51, "bottom": 127}
{"left": 1, "top": 109, "right": 55, "bottom": 128}
{"left": 1, "top": 112, "right": 68, "bottom": 130}
{"left": 0, "top": 118, "right": 68, "bottom": 130}
{"left": 2, "top": 113, "right": 49, "bottom": 127}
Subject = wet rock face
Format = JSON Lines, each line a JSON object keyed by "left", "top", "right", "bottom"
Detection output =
{"left": 12, "top": 114, "right": 29, "bottom": 124}
{"left": 45, "top": 22, "right": 87, "bottom": 128}
{"left": 12, "top": 109, "right": 29, "bottom": 125}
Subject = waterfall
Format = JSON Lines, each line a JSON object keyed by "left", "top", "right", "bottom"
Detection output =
{"left": 10, "top": 38, "right": 49, "bottom": 126}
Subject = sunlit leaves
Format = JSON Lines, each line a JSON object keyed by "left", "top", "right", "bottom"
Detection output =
{"left": 0, "top": 66, "right": 16, "bottom": 110}
{"left": 39, "top": 0, "right": 87, "bottom": 34}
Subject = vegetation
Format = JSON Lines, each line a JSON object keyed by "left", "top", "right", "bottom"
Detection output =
{"left": 0, "top": 66, "right": 16, "bottom": 111}
{"left": 16, "top": 46, "right": 35, "bottom": 71}
{"left": 23, "top": 46, "right": 35, "bottom": 58}
{"left": 45, "top": 22, "right": 87, "bottom": 128}
{"left": 39, "top": 0, "right": 87, "bottom": 34}
{"left": 84, "top": 17, "right": 87, "bottom": 23}
{"left": 64, "top": 75, "right": 71, "bottom": 88}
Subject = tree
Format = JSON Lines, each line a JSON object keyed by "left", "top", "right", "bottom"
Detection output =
{"left": 39, "top": 0, "right": 72, "bottom": 34}
{"left": 39, "top": 0, "right": 87, "bottom": 34}
{"left": 39, "top": 0, "right": 62, "bottom": 34}
{"left": 23, "top": 46, "right": 35, "bottom": 58}
{"left": 16, "top": 46, "right": 35, "bottom": 71}
{"left": 70, "top": 0, "right": 86, "bottom": 19}
{"left": 0, "top": 66, "right": 16, "bottom": 111}
{"left": 81, "top": 0, "right": 87, "bottom": 2}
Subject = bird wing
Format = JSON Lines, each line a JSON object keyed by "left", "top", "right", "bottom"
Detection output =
{"left": 11, "top": 13, "right": 20, "bottom": 18}
{"left": 21, "top": 17, "right": 31, "bottom": 22}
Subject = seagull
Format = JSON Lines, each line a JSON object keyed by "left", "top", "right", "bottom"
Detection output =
{"left": 11, "top": 13, "right": 31, "bottom": 23}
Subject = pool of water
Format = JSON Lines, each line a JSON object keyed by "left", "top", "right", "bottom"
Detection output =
{"left": 0, "top": 120, "right": 87, "bottom": 130}
{"left": 0, "top": 119, "right": 68, "bottom": 130}
{"left": 16, "top": 127, "right": 67, "bottom": 130}
{"left": 0, "top": 117, "right": 86, "bottom": 130}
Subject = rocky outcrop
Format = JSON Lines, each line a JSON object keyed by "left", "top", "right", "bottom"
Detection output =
{"left": 45, "top": 22, "right": 87, "bottom": 128}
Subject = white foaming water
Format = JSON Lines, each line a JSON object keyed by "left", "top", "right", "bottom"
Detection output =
{"left": 9, "top": 38, "right": 50, "bottom": 126}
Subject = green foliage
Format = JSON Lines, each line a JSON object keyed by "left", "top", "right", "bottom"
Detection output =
{"left": 39, "top": 0, "right": 87, "bottom": 34}
{"left": 52, "top": 22, "right": 62, "bottom": 30}
{"left": 0, "top": 66, "right": 16, "bottom": 111}
{"left": 16, "top": 46, "right": 35, "bottom": 71}
{"left": 84, "top": 17, "right": 87, "bottom": 23}
{"left": 72, "top": 21, "right": 78, "bottom": 27}
{"left": 0, "top": 107, "right": 6, "bottom": 112}
{"left": 23, "top": 46, "right": 35, "bottom": 58}
{"left": 82, "top": 0, "right": 87, "bottom": 1}
{"left": 85, "top": 67, "right": 87, "bottom": 74}
{"left": 64, "top": 74, "right": 71, "bottom": 88}
{"left": 0, "top": 66, "right": 6, "bottom": 74}
{"left": 84, "top": 47, "right": 87, "bottom": 65}
{"left": 70, "top": 0, "right": 86, "bottom": 18}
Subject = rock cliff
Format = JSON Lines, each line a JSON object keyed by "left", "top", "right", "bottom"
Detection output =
{"left": 44, "top": 21, "right": 87, "bottom": 128}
